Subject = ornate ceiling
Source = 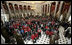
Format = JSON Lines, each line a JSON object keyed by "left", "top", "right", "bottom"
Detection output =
{"left": 20, "top": 1, "right": 45, "bottom": 4}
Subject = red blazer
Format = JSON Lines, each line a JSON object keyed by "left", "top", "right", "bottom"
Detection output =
{"left": 35, "top": 33, "right": 38, "bottom": 38}
{"left": 49, "top": 31, "right": 54, "bottom": 36}
{"left": 28, "top": 28, "right": 31, "bottom": 32}
{"left": 24, "top": 29, "right": 28, "bottom": 33}
{"left": 45, "top": 26, "right": 48, "bottom": 29}
{"left": 46, "top": 30, "right": 49, "bottom": 35}
{"left": 31, "top": 34, "right": 35, "bottom": 40}
{"left": 16, "top": 23, "right": 20, "bottom": 26}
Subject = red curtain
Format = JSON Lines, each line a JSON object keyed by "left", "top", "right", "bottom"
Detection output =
{"left": 48, "top": 5, "right": 49, "bottom": 13}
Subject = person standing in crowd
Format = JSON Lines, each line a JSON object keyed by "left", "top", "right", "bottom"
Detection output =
{"left": 31, "top": 27, "right": 34, "bottom": 33}
{"left": 36, "top": 24, "right": 38, "bottom": 32}
{"left": 20, "top": 28, "right": 24, "bottom": 37}
{"left": 45, "top": 30, "right": 49, "bottom": 38}
{"left": 37, "top": 28, "right": 41, "bottom": 37}
{"left": 48, "top": 29, "right": 54, "bottom": 38}
{"left": 51, "top": 19, "right": 55, "bottom": 26}
{"left": 64, "top": 27, "right": 71, "bottom": 38}
{"left": 45, "top": 25, "right": 48, "bottom": 32}
{"left": 35, "top": 32, "right": 38, "bottom": 40}
{"left": 25, "top": 28, "right": 28, "bottom": 41}
{"left": 27, "top": 26, "right": 31, "bottom": 36}
{"left": 43, "top": 24, "right": 46, "bottom": 34}
{"left": 50, "top": 34, "right": 55, "bottom": 44}
{"left": 31, "top": 33, "right": 36, "bottom": 43}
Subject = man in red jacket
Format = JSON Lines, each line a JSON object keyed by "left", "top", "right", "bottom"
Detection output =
{"left": 46, "top": 30, "right": 49, "bottom": 38}
{"left": 35, "top": 32, "right": 38, "bottom": 40}
{"left": 45, "top": 25, "right": 48, "bottom": 29}
{"left": 49, "top": 31, "right": 54, "bottom": 38}
{"left": 31, "top": 33, "right": 36, "bottom": 43}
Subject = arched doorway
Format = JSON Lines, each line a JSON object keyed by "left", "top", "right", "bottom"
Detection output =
{"left": 55, "top": 2, "right": 60, "bottom": 19}
{"left": 61, "top": 1, "right": 71, "bottom": 22}
{"left": 1, "top": 1, "right": 9, "bottom": 22}
{"left": 9, "top": 3, "right": 14, "bottom": 18}
{"left": 19, "top": 5, "right": 23, "bottom": 18}
{"left": 50, "top": 2, "right": 56, "bottom": 17}
{"left": 14, "top": 4, "right": 19, "bottom": 18}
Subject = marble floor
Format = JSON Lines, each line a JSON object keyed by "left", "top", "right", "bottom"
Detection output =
{"left": 23, "top": 26, "right": 71, "bottom": 44}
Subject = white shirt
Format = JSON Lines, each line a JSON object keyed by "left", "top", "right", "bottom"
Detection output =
{"left": 68, "top": 38, "right": 71, "bottom": 44}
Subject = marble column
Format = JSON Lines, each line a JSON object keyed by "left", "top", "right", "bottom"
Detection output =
{"left": 65, "top": 5, "right": 71, "bottom": 22}
{"left": 1, "top": 2, "right": 5, "bottom": 14}
{"left": 41, "top": 5, "right": 43, "bottom": 15}
{"left": 43, "top": 5, "right": 44, "bottom": 14}
{"left": 18, "top": 5, "right": 21, "bottom": 14}
{"left": 6, "top": 2, "right": 12, "bottom": 18}
{"left": 54, "top": 1, "right": 58, "bottom": 18}
{"left": 22, "top": 5, "right": 25, "bottom": 16}
{"left": 44, "top": 5, "right": 45, "bottom": 15}
{"left": 46, "top": 4, "right": 48, "bottom": 13}
{"left": 1, "top": 2, "right": 6, "bottom": 23}
{"left": 26, "top": 5, "right": 28, "bottom": 15}
{"left": 49, "top": 3, "right": 51, "bottom": 16}
{"left": 58, "top": 1, "right": 63, "bottom": 20}
{"left": 17, "top": 5, "right": 21, "bottom": 17}
{"left": 12, "top": 3, "right": 16, "bottom": 17}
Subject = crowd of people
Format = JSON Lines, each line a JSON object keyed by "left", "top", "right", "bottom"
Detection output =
{"left": 4, "top": 15, "right": 60, "bottom": 44}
